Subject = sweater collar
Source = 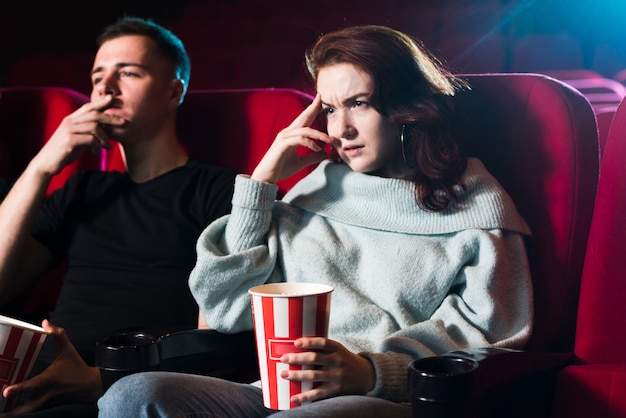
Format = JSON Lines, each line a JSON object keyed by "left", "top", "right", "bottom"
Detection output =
{"left": 282, "top": 159, "right": 531, "bottom": 235}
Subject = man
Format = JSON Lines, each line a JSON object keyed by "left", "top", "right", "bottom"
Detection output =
{"left": 0, "top": 17, "right": 235, "bottom": 416}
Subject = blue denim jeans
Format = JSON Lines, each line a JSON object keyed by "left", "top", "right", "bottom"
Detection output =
{"left": 97, "top": 371, "right": 411, "bottom": 417}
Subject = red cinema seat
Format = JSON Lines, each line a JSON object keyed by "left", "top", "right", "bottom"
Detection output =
{"left": 441, "top": 73, "right": 599, "bottom": 417}
{"left": 595, "top": 106, "right": 617, "bottom": 159}
{"left": 563, "top": 77, "right": 626, "bottom": 112}
{"left": 550, "top": 96, "right": 626, "bottom": 418}
{"left": 455, "top": 74, "right": 599, "bottom": 353}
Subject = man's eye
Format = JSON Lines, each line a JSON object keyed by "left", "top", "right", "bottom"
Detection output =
{"left": 322, "top": 107, "right": 334, "bottom": 115}
{"left": 121, "top": 71, "right": 136, "bottom": 77}
{"left": 92, "top": 77, "right": 102, "bottom": 84}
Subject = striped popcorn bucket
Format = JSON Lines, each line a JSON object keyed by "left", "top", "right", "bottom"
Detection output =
{"left": 0, "top": 315, "right": 48, "bottom": 412}
{"left": 249, "top": 283, "right": 333, "bottom": 410}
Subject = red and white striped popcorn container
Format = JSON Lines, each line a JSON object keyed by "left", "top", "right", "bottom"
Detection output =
{"left": 0, "top": 315, "right": 48, "bottom": 412}
{"left": 249, "top": 282, "right": 333, "bottom": 410}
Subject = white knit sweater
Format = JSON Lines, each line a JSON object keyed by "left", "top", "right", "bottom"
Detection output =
{"left": 189, "top": 158, "right": 533, "bottom": 402}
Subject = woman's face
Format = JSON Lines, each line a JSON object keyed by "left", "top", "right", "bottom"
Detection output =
{"left": 317, "top": 63, "right": 405, "bottom": 178}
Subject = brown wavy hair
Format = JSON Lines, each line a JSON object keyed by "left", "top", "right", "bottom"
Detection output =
{"left": 306, "top": 25, "right": 468, "bottom": 211}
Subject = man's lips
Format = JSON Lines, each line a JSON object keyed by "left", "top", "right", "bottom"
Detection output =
{"left": 102, "top": 100, "right": 123, "bottom": 112}
{"left": 102, "top": 105, "right": 124, "bottom": 117}
{"left": 101, "top": 104, "right": 127, "bottom": 128}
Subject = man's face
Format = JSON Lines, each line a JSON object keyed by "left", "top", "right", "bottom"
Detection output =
{"left": 90, "top": 35, "right": 181, "bottom": 142}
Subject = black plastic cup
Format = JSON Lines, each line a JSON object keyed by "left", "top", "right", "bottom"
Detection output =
{"left": 95, "top": 332, "right": 160, "bottom": 391}
{"left": 408, "top": 355, "right": 478, "bottom": 418}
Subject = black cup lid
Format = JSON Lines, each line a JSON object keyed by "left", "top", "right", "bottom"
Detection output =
{"left": 408, "top": 356, "right": 478, "bottom": 403}
{"left": 95, "top": 332, "right": 160, "bottom": 371}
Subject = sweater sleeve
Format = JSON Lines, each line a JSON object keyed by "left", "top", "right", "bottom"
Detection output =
{"left": 360, "top": 230, "right": 533, "bottom": 402}
{"left": 189, "top": 175, "right": 281, "bottom": 332}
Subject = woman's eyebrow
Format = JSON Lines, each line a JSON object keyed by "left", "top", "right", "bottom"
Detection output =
{"left": 321, "top": 93, "right": 370, "bottom": 108}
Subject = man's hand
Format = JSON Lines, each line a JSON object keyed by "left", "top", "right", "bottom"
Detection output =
{"left": 278, "top": 337, "right": 376, "bottom": 405}
{"left": 29, "top": 95, "right": 125, "bottom": 178}
{"left": 0, "top": 320, "right": 103, "bottom": 417}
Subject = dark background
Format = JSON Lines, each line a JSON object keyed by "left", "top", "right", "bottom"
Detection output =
{"left": 1, "top": 0, "right": 625, "bottom": 94}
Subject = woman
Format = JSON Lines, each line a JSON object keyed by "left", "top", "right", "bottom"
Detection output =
{"left": 98, "top": 25, "right": 532, "bottom": 417}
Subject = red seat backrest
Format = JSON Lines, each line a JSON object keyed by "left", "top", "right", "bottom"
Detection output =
{"left": 574, "top": 96, "right": 626, "bottom": 365}
{"left": 0, "top": 87, "right": 97, "bottom": 196}
{"left": 103, "top": 88, "right": 317, "bottom": 196}
{"left": 454, "top": 74, "right": 599, "bottom": 352}
{"left": 595, "top": 106, "right": 617, "bottom": 159}
{"left": 179, "top": 88, "right": 317, "bottom": 195}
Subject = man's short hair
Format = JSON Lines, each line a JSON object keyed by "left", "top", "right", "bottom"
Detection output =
{"left": 97, "top": 16, "right": 191, "bottom": 101}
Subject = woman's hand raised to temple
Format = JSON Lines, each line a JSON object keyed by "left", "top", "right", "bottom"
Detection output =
{"left": 251, "top": 94, "right": 332, "bottom": 184}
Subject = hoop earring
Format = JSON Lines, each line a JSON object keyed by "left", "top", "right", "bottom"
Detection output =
{"left": 401, "top": 125, "right": 417, "bottom": 169}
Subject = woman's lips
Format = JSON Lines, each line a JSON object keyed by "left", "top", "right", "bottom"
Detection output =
{"left": 344, "top": 145, "right": 364, "bottom": 156}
